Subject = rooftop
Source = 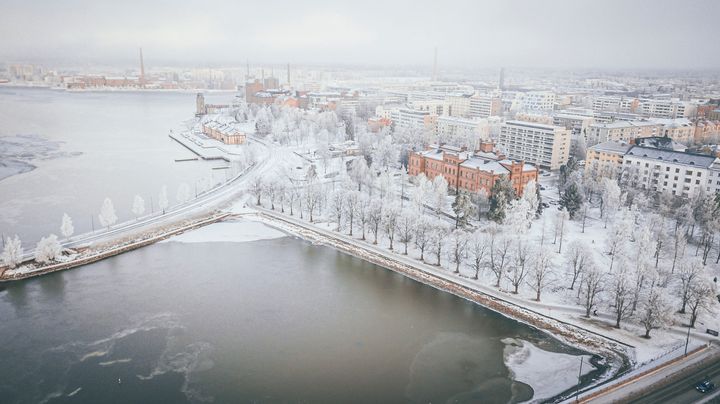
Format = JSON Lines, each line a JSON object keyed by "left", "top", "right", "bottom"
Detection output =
{"left": 625, "top": 146, "right": 717, "bottom": 168}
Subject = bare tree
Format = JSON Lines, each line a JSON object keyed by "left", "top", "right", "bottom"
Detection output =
{"left": 468, "top": 230, "right": 489, "bottom": 279}
{"left": 609, "top": 263, "right": 633, "bottom": 328}
{"left": 448, "top": 229, "right": 469, "bottom": 274}
{"left": 328, "top": 190, "right": 345, "bottom": 231}
{"left": 250, "top": 177, "right": 265, "bottom": 206}
{"left": 430, "top": 220, "right": 450, "bottom": 266}
{"left": 132, "top": 195, "right": 145, "bottom": 219}
{"left": 581, "top": 261, "right": 603, "bottom": 317}
{"left": 382, "top": 203, "right": 400, "bottom": 250}
{"left": 529, "top": 248, "right": 553, "bottom": 301}
{"left": 344, "top": 191, "right": 360, "bottom": 236}
{"left": 397, "top": 209, "right": 415, "bottom": 255}
{"left": 677, "top": 260, "right": 702, "bottom": 314}
{"left": 414, "top": 216, "right": 431, "bottom": 262}
{"left": 489, "top": 231, "right": 512, "bottom": 288}
{"left": 566, "top": 240, "right": 589, "bottom": 290}
{"left": 637, "top": 287, "right": 672, "bottom": 338}
{"left": 304, "top": 182, "right": 322, "bottom": 222}
{"left": 506, "top": 240, "right": 531, "bottom": 294}
{"left": 367, "top": 200, "right": 383, "bottom": 244}
{"left": 356, "top": 193, "right": 370, "bottom": 240}
{"left": 687, "top": 279, "right": 716, "bottom": 328}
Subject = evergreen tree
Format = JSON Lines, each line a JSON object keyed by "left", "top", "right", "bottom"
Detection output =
{"left": 452, "top": 191, "right": 475, "bottom": 228}
{"left": 560, "top": 183, "right": 583, "bottom": 219}
{"left": 488, "top": 177, "right": 516, "bottom": 223}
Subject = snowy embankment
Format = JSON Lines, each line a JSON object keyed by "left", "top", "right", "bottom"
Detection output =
{"left": 161, "top": 220, "right": 285, "bottom": 243}
{"left": 503, "top": 338, "right": 593, "bottom": 403}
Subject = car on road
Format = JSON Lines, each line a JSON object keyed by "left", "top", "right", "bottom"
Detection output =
{"left": 695, "top": 380, "right": 715, "bottom": 393}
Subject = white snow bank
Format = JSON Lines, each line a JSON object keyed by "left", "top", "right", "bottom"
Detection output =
{"left": 502, "top": 338, "right": 593, "bottom": 403}
{"left": 162, "top": 220, "right": 286, "bottom": 244}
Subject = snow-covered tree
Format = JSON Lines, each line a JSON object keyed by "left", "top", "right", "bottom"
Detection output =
{"left": 304, "top": 182, "right": 322, "bottom": 222}
{"left": 356, "top": 193, "right": 370, "bottom": 240}
{"left": 255, "top": 107, "right": 272, "bottom": 135}
{"left": 250, "top": 177, "right": 264, "bottom": 206}
{"left": 506, "top": 240, "right": 531, "bottom": 294}
{"left": 397, "top": 209, "right": 415, "bottom": 255}
{"left": 348, "top": 157, "right": 370, "bottom": 191}
{"left": 560, "top": 183, "right": 583, "bottom": 219}
{"left": 367, "top": 199, "right": 384, "bottom": 244}
{"left": 468, "top": 230, "right": 489, "bottom": 279}
{"left": 553, "top": 209, "right": 569, "bottom": 254}
{"left": 521, "top": 180, "right": 539, "bottom": 219}
{"left": 414, "top": 216, "right": 431, "bottom": 261}
{"left": 98, "top": 198, "right": 117, "bottom": 230}
{"left": 287, "top": 185, "right": 301, "bottom": 216}
{"left": 472, "top": 188, "right": 490, "bottom": 220}
{"left": 600, "top": 178, "right": 622, "bottom": 227}
{"left": 412, "top": 174, "right": 432, "bottom": 212}
{"left": 1, "top": 235, "right": 23, "bottom": 269}
{"left": 504, "top": 198, "right": 533, "bottom": 234}
{"left": 371, "top": 135, "right": 399, "bottom": 171}
{"left": 344, "top": 190, "right": 360, "bottom": 236}
{"left": 580, "top": 261, "right": 603, "bottom": 318}
{"left": 448, "top": 229, "right": 469, "bottom": 273}
{"left": 34, "top": 234, "right": 61, "bottom": 264}
{"left": 686, "top": 279, "right": 717, "bottom": 328}
{"left": 606, "top": 208, "right": 633, "bottom": 272}
{"left": 176, "top": 183, "right": 191, "bottom": 204}
{"left": 132, "top": 195, "right": 145, "bottom": 218}
{"left": 609, "top": 263, "right": 634, "bottom": 328}
{"left": 670, "top": 232, "right": 687, "bottom": 273}
{"left": 60, "top": 213, "right": 74, "bottom": 239}
{"left": 429, "top": 220, "right": 450, "bottom": 266}
{"left": 382, "top": 203, "right": 400, "bottom": 250}
{"left": 637, "top": 288, "right": 672, "bottom": 338}
{"left": 529, "top": 248, "right": 553, "bottom": 301}
{"left": 566, "top": 240, "right": 590, "bottom": 290}
{"left": 488, "top": 177, "right": 516, "bottom": 223}
{"left": 452, "top": 192, "right": 475, "bottom": 228}
{"left": 489, "top": 230, "right": 512, "bottom": 287}
{"left": 328, "top": 190, "right": 345, "bottom": 231}
{"left": 159, "top": 186, "right": 169, "bottom": 214}
{"left": 431, "top": 176, "right": 448, "bottom": 215}
{"left": 678, "top": 259, "right": 703, "bottom": 314}
{"left": 375, "top": 170, "right": 395, "bottom": 200}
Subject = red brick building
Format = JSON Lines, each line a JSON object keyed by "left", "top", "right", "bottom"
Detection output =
{"left": 408, "top": 143, "right": 538, "bottom": 196}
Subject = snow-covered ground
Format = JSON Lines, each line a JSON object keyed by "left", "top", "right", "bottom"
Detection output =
{"left": 162, "top": 220, "right": 286, "bottom": 243}
{"left": 503, "top": 337, "right": 593, "bottom": 403}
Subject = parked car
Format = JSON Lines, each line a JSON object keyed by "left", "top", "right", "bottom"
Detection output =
{"left": 695, "top": 380, "right": 715, "bottom": 393}
{"left": 541, "top": 202, "right": 549, "bottom": 208}
{"left": 539, "top": 186, "right": 546, "bottom": 190}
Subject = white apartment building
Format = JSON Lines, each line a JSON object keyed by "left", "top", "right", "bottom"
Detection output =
{"left": 409, "top": 99, "right": 452, "bottom": 116}
{"left": 637, "top": 98, "right": 697, "bottom": 119}
{"left": 498, "top": 120, "right": 571, "bottom": 170}
{"left": 622, "top": 146, "right": 720, "bottom": 197}
{"left": 390, "top": 107, "right": 435, "bottom": 132}
{"left": 469, "top": 94, "right": 503, "bottom": 118}
{"left": 511, "top": 91, "right": 556, "bottom": 112}
{"left": 435, "top": 116, "right": 491, "bottom": 144}
{"left": 647, "top": 118, "right": 695, "bottom": 144}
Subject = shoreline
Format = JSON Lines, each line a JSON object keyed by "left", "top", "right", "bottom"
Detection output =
{"left": 246, "top": 207, "right": 634, "bottom": 402}
{"left": 0, "top": 83, "right": 238, "bottom": 94}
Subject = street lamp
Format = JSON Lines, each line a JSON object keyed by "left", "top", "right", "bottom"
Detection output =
{"left": 685, "top": 319, "right": 692, "bottom": 356}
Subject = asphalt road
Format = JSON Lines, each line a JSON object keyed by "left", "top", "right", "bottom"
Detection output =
{"left": 630, "top": 356, "right": 720, "bottom": 404}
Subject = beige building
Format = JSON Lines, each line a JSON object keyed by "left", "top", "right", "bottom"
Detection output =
{"left": 648, "top": 118, "right": 695, "bottom": 144}
{"left": 585, "top": 141, "right": 632, "bottom": 177}
{"left": 498, "top": 121, "right": 571, "bottom": 170}
{"left": 586, "top": 121, "right": 662, "bottom": 145}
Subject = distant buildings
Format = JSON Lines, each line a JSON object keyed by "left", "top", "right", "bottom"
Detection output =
{"left": 498, "top": 121, "right": 571, "bottom": 170}
{"left": 201, "top": 120, "right": 246, "bottom": 145}
{"left": 408, "top": 143, "right": 538, "bottom": 196}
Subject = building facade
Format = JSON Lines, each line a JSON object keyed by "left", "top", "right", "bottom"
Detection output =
{"left": 408, "top": 144, "right": 538, "bottom": 196}
{"left": 498, "top": 121, "right": 571, "bottom": 170}
{"left": 201, "top": 121, "right": 246, "bottom": 145}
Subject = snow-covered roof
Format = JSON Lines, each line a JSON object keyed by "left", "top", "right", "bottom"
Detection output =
{"left": 625, "top": 146, "right": 717, "bottom": 168}
{"left": 588, "top": 141, "right": 632, "bottom": 154}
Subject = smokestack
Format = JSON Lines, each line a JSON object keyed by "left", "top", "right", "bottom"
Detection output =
{"left": 287, "top": 63, "right": 290, "bottom": 86}
{"left": 432, "top": 47, "right": 438, "bottom": 81}
{"left": 498, "top": 67, "right": 505, "bottom": 91}
{"left": 139, "top": 47, "right": 145, "bottom": 86}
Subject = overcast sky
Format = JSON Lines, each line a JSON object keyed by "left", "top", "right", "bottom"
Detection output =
{"left": 1, "top": 0, "right": 719, "bottom": 69}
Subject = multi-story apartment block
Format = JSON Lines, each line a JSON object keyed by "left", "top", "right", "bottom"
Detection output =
{"left": 391, "top": 108, "right": 437, "bottom": 132}
{"left": 637, "top": 98, "right": 697, "bottom": 119}
{"left": 511, "top": 91, "right": 556, "bottom": 112}
{"left": 435, "top": 116, "right": 491, "bottom": 144}
{"left": 468, "top": 94, "right": 503, "bottom": 118}
{"left": 647, "top": 118, "right": 695, "bottom": 144}
{"left": 408, "top": 144, "right": 538, "bottom": 196}
{"left": 586, "top": 121, "right": 662, "bottom": 145}
{"left": 498, "top": 121, "right": 571, "bottom": 170}
{"left": 621, "top": 146, "right": 720, "bottom": 197}
{"left": 585, "top": 141, "right": 632, "bottom": 176}
{"left": 409, "top": 99, "right": 452, "bottom": 116}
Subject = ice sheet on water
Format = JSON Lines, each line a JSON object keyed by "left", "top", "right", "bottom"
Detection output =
{"left": 0, "top": 133, "right": 81, "bottom": 181}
